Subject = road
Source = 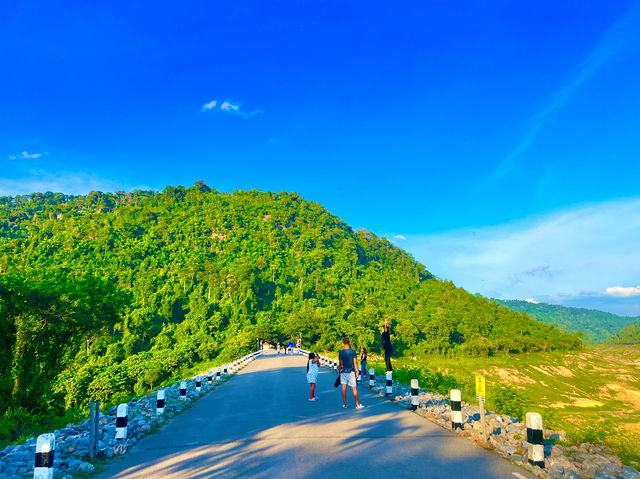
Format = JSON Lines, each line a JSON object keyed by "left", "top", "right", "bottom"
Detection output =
{"left": 98, "top": 351, "right": 535, "bottom": 478}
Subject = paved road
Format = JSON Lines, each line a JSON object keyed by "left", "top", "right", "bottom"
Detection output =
{"left": 99, "top": 352, "right": 534, "bottom": 478}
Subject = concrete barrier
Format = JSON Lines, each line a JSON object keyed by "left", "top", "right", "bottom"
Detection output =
{"left": 450, "top": 389, "right": 462, "bottom": 430}
{"left": 526, "top": 412, "right": 544, "bottom": 468}
{"left": 410, "top": 379, "right": 419, "bottom": 410}
{"left": 33, "top": 433, "right": 55, "bottom": 479}
{"left": 115, "top": 403, "right": 128, "bottom": 440}
{"left": 156, "top": 389, "right": 165, "bottom": 415}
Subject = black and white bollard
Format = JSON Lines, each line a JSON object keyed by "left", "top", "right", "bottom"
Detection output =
{"left": 180, "top": 380, "right": 187, "bottom": 401}
{"left": 115, "top": 403, "right": 128, "bottom": 440}
{"left": 526, "top": 412, "right": 544, "bottom": 468}
{"left": 224, "top": 364, "right": 228, "bottom": 375}
{"left": 34, "top": 433, "right": 55, "bottom": 479}
{"left": 450, "top": 389, "right": 463, "bottom": 430}
{"left": 386, "top": 371, "right": 393, "bottom": 397}
{"left": 156, "top": 389, "right": 165, "bottom": 415}
{"left": 208, "top": 369, "right": 213, "bottom": 384}
{"left": 195, "top": 375, "right": 201, "bottom": 392}
{"left": 217, "top": 367, "right": 221, "bottom": 380}
{"left": 369, "top": 369, "right": 375, "bottom": 388}
{"left": 333, "top": 359, "right": 338, "bottom": 372}
{"left": 410, "top": 379, "right": 419, "bottom": 410}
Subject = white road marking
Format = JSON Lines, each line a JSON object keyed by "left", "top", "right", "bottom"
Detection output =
{"left": 512, "top": 473, "right": 527, "bottom": 479}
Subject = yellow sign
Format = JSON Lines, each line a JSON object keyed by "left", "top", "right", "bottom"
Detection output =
{"left": 475, "top": 375, "right": 486, "bottom": 400}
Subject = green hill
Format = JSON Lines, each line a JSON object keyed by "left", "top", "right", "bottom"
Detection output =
{"left": 494, "top": 299, "right": 637, "bottom": 343}
{"left": 611, "top": 319, "right": 640, "bottom": 344}
{"left": 0, "top": 184, "right": 581, "bottom": 443}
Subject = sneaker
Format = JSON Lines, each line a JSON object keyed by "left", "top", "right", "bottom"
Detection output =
{"left": 311, "top": 397, "right": 319, "bottom": 401}
{"left": 342, "top": 404, "right": 347, "bottom": 408}
{"left": 355, "top": 404, "right": 365, "bottom": 409}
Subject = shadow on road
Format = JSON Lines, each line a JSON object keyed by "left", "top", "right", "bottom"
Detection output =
{"left": 101, "top": 353, "right": 532, "bottom": 479}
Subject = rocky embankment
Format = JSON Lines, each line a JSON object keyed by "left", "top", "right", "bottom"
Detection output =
{"left": 0, "top": 375, "right": 229, "bottom": 478}
{"left": 368, "top": 375, "right": 639, "bottom": 479}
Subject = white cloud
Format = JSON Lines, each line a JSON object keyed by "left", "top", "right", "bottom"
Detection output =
{"left": 202, "top": 98, "right": 263, "bottom": 118}
{"left": 0, "top": 171, "right": 151, "bottom": 196}
{"left": 8, "top": 151, "right": 45, "bottom": 160}
{"left": 401, "top": 197, "right": 640, "bottom": 313}
{"left": 606, "top": 286, "right": 640, "bottom": 297}
{"left": 202, "top": 100, "right": 217, "bottom": 111}
{"left": 220, "top": 101, "right": 240, "bottom": 113}
{"left": 394, "top": 234, "right": 407, "bottom": 241}
{"left": 525, "top": 298, "right": 539, "bottom": 304}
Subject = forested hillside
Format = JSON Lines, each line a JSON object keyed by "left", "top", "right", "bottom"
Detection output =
{"left": 0, "top": 183, "right": 581, "bottom": 443}
{"left": 495, "top": 299, "right": 637, "bottom": 343}
{"left": 611, "top": 319, "right": 640, "bottom": 344}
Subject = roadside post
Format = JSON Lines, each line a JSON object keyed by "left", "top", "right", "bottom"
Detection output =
{"left": 475, "top": 375, "right": 487, "bottom": 442}
{"left": 89, "top": 401, "right": 95, "bottom": 458}
{"left": 88, "top": 400, "right": 100, "bottom": 458}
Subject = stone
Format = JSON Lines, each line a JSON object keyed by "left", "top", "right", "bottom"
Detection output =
{"left": 562, "top": 471, "right": 580, "bottom": 479}
{"left": 549, "top": 465, "right": 564, "bottom": 476}
{"left": 76, "top": 461, "right": 95, "bottom": 473}
{"left": 619, "top": 467, "right": 640, "bottom": 479}
{"left": 594, "top": 472, "right": 616, "bottom": 479}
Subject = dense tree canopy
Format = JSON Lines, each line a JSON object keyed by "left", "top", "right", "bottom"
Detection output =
{"left": 495, "top": 299, "right": 637, "bottom": 343}
{"left": 0, "top": 183, "right": 581, "bottom": 441}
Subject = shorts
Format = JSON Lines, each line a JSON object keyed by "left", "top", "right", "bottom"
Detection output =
{"left": 307, "top": 373, "right": 318, "bottom": 384}
{"left": 340, "top": 371, "right": 357, "bottom": 387}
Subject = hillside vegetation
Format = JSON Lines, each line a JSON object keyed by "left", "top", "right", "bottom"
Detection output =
{"left": 372, "top": 345, "right": 640, "bottom": 469}
{"left": 611, "top": 319, "right": 640, "bottom": 344}
{"left": 495, "top": 299, "right": 637, "bottom": 343}
{"left": 0, "top": 184, "right": 580, "bottom": 443}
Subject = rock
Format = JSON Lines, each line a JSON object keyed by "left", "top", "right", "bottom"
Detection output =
{"left": 76, "top": 461, "right": 95, "bottom": 473}
{"left": 562, "top": 471, "right": 580, "bottom": 479}
{"left": 549, "top": 465, "right": 564, "bottom": 476}
{"left": 619, "top": 466, "right": 640, "bottom": 479}
{"left": 594, "top": 472, "right": 616, "bottom": 479}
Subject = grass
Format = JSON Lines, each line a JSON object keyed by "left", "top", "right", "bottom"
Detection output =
{"left": 365, "top": 344, "right": 640, "bottom": 469}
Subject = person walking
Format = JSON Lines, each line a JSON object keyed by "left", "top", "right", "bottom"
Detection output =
{"left": 338, "top": 337, "right": 364, "bottom": 409}
{"left": 360, "top": 347, "right": 367, "bottom": 383}
{"left": 307, "top": 353, "right": 319, "bottom": 401}
{"left": 382, "top": 319, "right": 393, "bottom": 372}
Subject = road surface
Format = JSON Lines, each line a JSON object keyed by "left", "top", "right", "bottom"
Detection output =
{"left": 99, "top": 351, "right": 534, "bottom": 478}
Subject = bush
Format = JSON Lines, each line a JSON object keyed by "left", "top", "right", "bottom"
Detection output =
{"left": 491, "top": 385, "right": 530, "bottom": 420}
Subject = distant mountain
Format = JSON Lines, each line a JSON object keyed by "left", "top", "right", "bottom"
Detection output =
{"left": 494, "top": 299, "right": 637, "bottom": 343}
{"left": 611, "top": 319, "right": 640, "bottom": 344}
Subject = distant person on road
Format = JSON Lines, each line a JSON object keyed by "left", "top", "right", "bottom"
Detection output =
{"left": 338, "top": 337, "right": 364, "bottom": 409}
{"left": 382, "top": 319, "right": 393, "bottom": 372}
{"left": 277, "top": 343, "right": 281, "bottom": 356}
{"left": 307, "top": 352, "right": 319, "bottom": 401}
{"left": 360, "top": 347, "right": 367, "bottom": 382}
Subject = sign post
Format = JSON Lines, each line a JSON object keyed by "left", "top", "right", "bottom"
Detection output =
{"left": 475, "top": 375, "right": 487, "bottom": 443}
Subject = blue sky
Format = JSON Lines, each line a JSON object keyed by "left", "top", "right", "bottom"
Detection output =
{"left": 2, "top": 1, "right": 640, "bottom": 315}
